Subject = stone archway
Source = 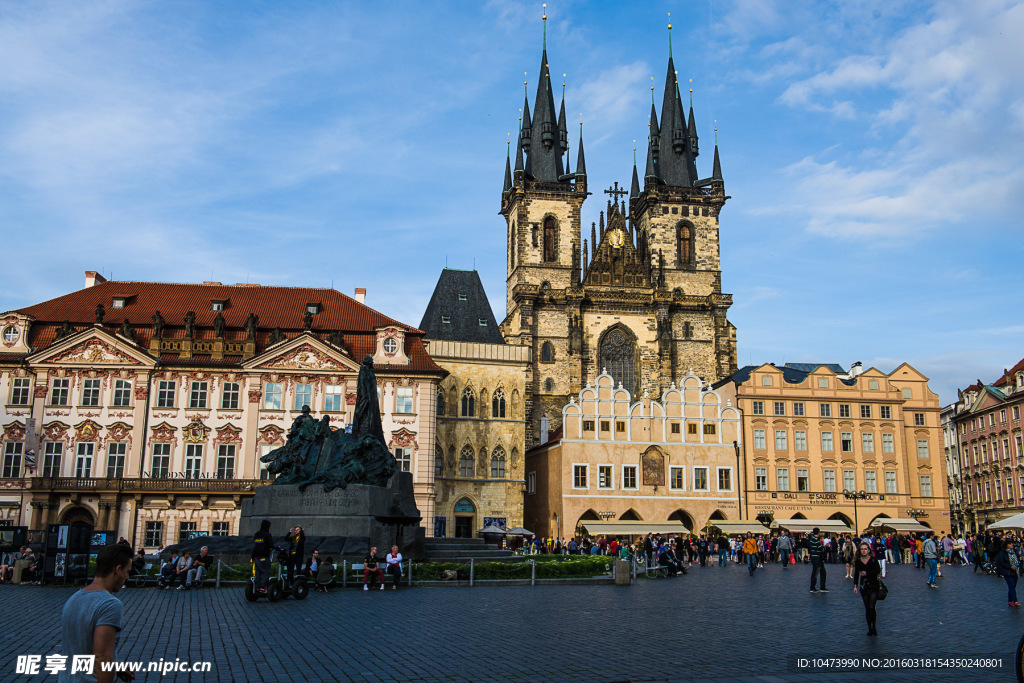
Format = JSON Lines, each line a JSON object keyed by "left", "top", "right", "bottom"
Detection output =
{"left": 668, "top": 509, "right": 696, "bottom": 533}
{"left": 60, "top": 506, "right": 95, "bottom": 526}
{"left": 619, "top": 509, "right": 641, "bottom": 521}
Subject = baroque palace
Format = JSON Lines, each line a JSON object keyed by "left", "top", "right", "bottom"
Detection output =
{"left": 0, "top": 273, "right": 445, "bottom": 546}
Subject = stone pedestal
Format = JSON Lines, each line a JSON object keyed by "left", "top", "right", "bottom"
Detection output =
{"left": 239, "top": 472, "right": 424, "bottom": 559}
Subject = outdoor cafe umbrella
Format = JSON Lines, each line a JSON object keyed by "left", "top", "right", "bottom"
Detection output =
{"left": 505, "top": 526, "right": 535, "bottom": 537}
{"left": 478, "top": 524, "right": 508, "bottom": 535}
{"left": 989, "top": 512, "right": 1024, "bottom": 531}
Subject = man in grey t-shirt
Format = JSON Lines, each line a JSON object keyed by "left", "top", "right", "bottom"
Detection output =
{"left": 59, "top": 544, "right": 135, "bottom": 683}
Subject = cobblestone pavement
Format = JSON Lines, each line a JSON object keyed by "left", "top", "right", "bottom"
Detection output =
{"left": 1, "top": 561, "right": 1021, "bottom": 682}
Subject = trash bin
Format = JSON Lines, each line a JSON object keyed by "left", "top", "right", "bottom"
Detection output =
{"left": 614, "top": 559, "right": 631, "bottom": 586}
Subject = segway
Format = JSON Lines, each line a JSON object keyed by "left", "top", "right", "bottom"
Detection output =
{"left": 245, "top": 559, "right": 283, "bottom": 603}
{"left": 275, "top": 549, "right": 309, "bottom": 600}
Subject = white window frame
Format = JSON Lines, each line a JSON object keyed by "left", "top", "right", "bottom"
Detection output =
{"left": 755, "top": 467, "right": 767, "bottom": 491}
{"left": 2, "top": 442, "right": 22, "bottom": 478}
{"left": 527, "top": 471, "right": 536, "bottom": 495}
{"left": 796, "top": 468, "right": 809, "bottom": 492}
{"left": 823, "top": 469, "right": 836, "bottom": 492}
{"left": 324, "top": 384, "right": 344, "bottom": 412}
{"left": 716, "top": 466, "right": 733, "bottom": 492}
{"left": 917, "top": 439, "right": 929, "bottom": 458}
{"left": 112, "top": 379, "right": 132, "bottom": 407}
{"left": 882, "top": 433, "right": 894, "bottom": 453}
{"left": 843, "top": 470, "right": 855, "bottom": 492}
{"left": 75, "top": 442, "right": 94, "bottom": 478}
{"left": 598, "top": 464, "right": 614, "bottom": 489}
{"left": 819, "top": 403, "right": 831, "bottom": 417}
{"left": 693, "top": 466, "right": 709, "bottom": 491}
{"left": 216, "top": 444, "right": 236, "bottom": 479}
{"left": 920, "top": 475, "right": 932, "bottom": 497}
{"left": 669, "top": 466, "right": 684, "bottom": 491}
{"left": 264, "top": 383, "right": 283, "bottom": 410}
{"left": 106, "top": 442, "right": 126, "bottom": 478}
{"left": 150, "top": 443, "right": 171, "bottom": 478}
{"left": 572, "top": 464, "right": 589, "bottom": 490}
{"left": 294, "top": 383, "right": 313, "bottom": 411}
{"left": 10, "top": 378, "right": 31, "bottom": 406}
{"left": 862, "top": 433, "right": 874, "bottom": 453}
{"left": 821, "top": 431, "right": 834, "bottom": 451}
{"left": 50, "top": 378, "right": 70, "bottom": 406}
{"left": 156, "top": 380, "right": 176, "bottom": 409}
{"left": 776, "top": 468, "right": 789, "bottom": 492}
{"left": 794, "top": 430, "right": 807, "bottom": 451}
{"left": 865, "top": 470, "right": 877, "bottom": 493}
{"left": 184, "top": 444, "right": 203, "bottom": 479}
{"left": 394, "top": 446, "right": 412, "bottom": 473}
{"left": 753, "top": 429, "right": 766, "bottom": 450}
{"left": 42, "top": 442, "right": 63, "bottom": 478}
{"left": 221, "top": 382, "right": 240, "bottom": 410}
{"left": 395, "top": 387, "right": 414, "bottom": 414}
{"left": 622, "top": 465, "right": 638, "bottom": 490}
{"left": 259, "top": 444, "right": 275, "bottom": 480}
{"left": 775, "top": 430, "right": 788, "bottom": 450}
{"left": 81, "top": 378, "right": 101, "bottom": 407}
{"left": 189, "top": 381, "right": 208, "bottom": 409}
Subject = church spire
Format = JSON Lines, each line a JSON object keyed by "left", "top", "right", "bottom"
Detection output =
{"left": 503, "top": 141, "right": 513, "bottom": 193}
{"left": 575, "top": 122, "right": 587, "bottom": 177}
{"left": 523, "top": 8, "right": 566, "bottom": 183}
{"left": 645, "top": 102, "right": 660, "bottom": 184}
{"left": 712, "top": 129, "right": 723, "bottom": 182}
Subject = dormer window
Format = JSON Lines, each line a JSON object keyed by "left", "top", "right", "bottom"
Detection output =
{"left": 441, "top": 316, "right": 450, "bottom": 324}
{"left": 211, "top": 300, "right": 225, "bottom": 312}
{"left": 478, "top": 319, "right": 488, "bottom": 327}
{"left": 2, "top": 326, "right": 18, "bottom": 344}
{"left": 382, "top": 338, "right": 397, "bottom": 354}
{"left": 458, "top": 294, "right": 467, "bottom": 301}
{"left": 111, "top": 298, "right": 126, "bottom": 309}
{"left": 306, "top": 303, "right": 321, "bottom": 315}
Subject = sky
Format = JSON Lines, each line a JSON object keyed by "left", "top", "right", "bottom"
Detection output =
{"left": 0, "top": 0, "right": 1021, "bottom": 405}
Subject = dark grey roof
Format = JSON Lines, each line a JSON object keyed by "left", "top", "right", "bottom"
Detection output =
{"left": 644, "top": 56, "right": 701, "bottom": 190}
{"left": 522, "top": 49, "right": 565, "bottom": 183}
{"left": 712, "top": 144, "right": 722, "bottom": 181}
{"left": 419, "top": 269, "right": 505, "bottom": 344}
{"left": 784, "top": 362, "right": 847, "bottom": 374}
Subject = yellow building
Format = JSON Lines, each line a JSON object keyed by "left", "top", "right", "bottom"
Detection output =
{"left": 524, "top": 370, "right": 742, "bottom": 539}
{"left": 716, "top": 362, "right": 950, "bottom": 533}
{"left": 420, "top": 270, "right": 529, "bottom": 538}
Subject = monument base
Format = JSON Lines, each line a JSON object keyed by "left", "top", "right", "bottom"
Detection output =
{"left": 239, "top": 471, "right": 424, "bottom": 559}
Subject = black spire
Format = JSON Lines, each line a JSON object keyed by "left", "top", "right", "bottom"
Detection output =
{"left": 644, "top": 103, "right": 660, "bottom": 184}
{"left": 514, "top": 130, "right": 525, "bottom": 173}
{"left": 655, "top": 56, "right": 692, "bottom": 187}
{"left": 687, "top": 102, "right": 699, "bottom": 158}
{"left": 712, "top": 139, "right": 723, "bottom": 181}
{"left": 522, "top": 47, "right": 565, "bottom": 182}
{"left": 503, "top": 145, "right": 513, "bottom": 193}
{"left": 630, "top": 162, "right": 640, "bottom": 200}
{"left": 557, "top": 94, "right": 568, "bottom": 153}
{"left": 575, "top": 124, "right": 587, "bottom": 177}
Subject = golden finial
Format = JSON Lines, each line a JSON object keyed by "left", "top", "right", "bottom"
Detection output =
{"left": 542, "top": 2, "right": 547, "bottom": 21}
{"left": 667, "top": 12, "right": 672, "bottom": 30}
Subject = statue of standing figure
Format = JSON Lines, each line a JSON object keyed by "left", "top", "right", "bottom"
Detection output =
{"left": 260, "top": 355, "right": 395, "bottom": 490}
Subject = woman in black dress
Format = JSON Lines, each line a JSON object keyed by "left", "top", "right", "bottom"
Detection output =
{"left": 853, "top": 541, "right": 882, "bottom": 636}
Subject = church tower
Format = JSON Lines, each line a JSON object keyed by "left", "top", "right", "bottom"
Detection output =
{"left": 500, "top": 16, "right": 588, "bottom": 446}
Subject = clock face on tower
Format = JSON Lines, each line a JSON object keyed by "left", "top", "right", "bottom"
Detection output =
{"left": 610, "top": 229, "right": 624, "bottom": 249}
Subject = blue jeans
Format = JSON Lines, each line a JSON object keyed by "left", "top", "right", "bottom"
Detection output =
{"left": 254, "top": 558, "right": 272, "bottom": 590}
{"left": 746, "top": 553, "right": 757, "bottom": 576}
{"left": 926, "top": 558, "right": 938, "bottom": 584}
{"left": 718, "top": 549, "right": 727, "bottom": 566}
{"left": 781, "top": 550, "right": 791, "bottom": 568}
{"left": 1005, "top": 575, "right": 1018, "bottom": 603}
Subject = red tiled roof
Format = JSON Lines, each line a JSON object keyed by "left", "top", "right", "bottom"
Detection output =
{"left": 17, "top": 281, "right": 420, "bottom": 334}
{"left": 993, "top": 358, "right": 1024, "bottom": 387}
{"left": 11, "top": 281, "right": 445, "bottom": 374}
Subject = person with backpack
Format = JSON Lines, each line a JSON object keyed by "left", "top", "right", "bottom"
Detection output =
{"left": 995, "top": 538, "right": 1021, "bottom": 608}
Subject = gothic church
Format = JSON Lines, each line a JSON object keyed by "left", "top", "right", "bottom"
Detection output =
{"left": 500, "top": 30, "right": 738, "bottom": 447}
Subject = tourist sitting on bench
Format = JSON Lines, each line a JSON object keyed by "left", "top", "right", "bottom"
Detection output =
{"left": 174, "top": 550, "right": 193, "bottom": 590}
{"left": 186, "top": 547, "right": 214, "bottom": 589}
{"left": 363, "top": 547, "right": 384, "bottom": 590}
{"left": 385, "top": 545, "right": 403, "bottom": 590}
{"left": 658, "top": 546, "right": 683, "bottom": 576}
{"left": 160, "top": 551, "right": 179, "bottom": 588}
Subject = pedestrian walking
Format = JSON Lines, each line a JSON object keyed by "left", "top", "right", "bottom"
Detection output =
{"left": 59, "top": 544, "right": 135, "bottom": 682}
{"left": 742, "top": 533, "right": 758, "bottom": 576}
{"left": 853, "top": 541, "right": 882, "bottom": 636}
{"left": 842, "top": 535, "right": 856, "bottom": 579}
{"left": 778, "top": 531, "right": 794, "bottom": 569}
{"left": 923, "top": 532, "right": 939, "bottom": 587}
{"left": 808, "top": 528, "right": 828, "bottom": 593}
{"left": 995, "top": 538, "right": 1021, "bottom": 608}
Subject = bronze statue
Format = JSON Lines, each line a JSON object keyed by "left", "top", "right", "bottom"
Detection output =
{"left": 213, "top": 311, "right": 226, "bottom": 338}
{"left": 268, "top": 328, "right": 285, "bottom": 345}
{"left": 260, "top": 355, "right": 395, "bottom": 490}
{"left": 55, "top": 320, "right": 75, "bottom": 340}
{"left": 95, "top": 304, "right": 105, "bottom": 324}
{"left": 184, "top": 311, "right": 196, "bottom": 338}
{"left": 302, "top": 309, "right": 313, "bottom": 330}
{"left": 152, "top": 311, "right": 165, "bottom": 339}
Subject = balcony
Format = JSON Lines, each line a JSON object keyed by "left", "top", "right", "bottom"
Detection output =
{"left": 30, "top": 477, "right": 267, "bottom": 493}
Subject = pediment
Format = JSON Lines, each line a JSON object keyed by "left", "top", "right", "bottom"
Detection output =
{"left": 29, "top": 328, "right": 154, "bottom": 367}
{"left": 245, "top": 334, "right": 359, "bottom": 372}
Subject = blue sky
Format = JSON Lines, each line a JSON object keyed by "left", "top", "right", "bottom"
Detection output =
{"left": 1, "top": 0, "right": 1021, "bottom": 405}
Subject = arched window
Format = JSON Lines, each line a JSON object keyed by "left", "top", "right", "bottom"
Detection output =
{"left": 461, "top": 388, "right": 475, "bottom": 417}
{"left": 677, "top": 222, "right": 694, "bottom": 268}
{"left": 543, "top": 217, "right": 556, "bottom": 262}
{"left": 437, "top": 390, "right": 446, "bottom": 417}
{"left": 491, "top": 389, "right": 506, "bottom": 418}
{"left": 600, "top": 327, "right": 637, "bottom": 396}
{"left": 435, "top": 445, "right": 444, "bottom": 477}
{"left": 541, "top": 342, "right": 554, "bottom": 362}
{"left": 544, "top": 378, "right": 554, "bottom": 392}
{"left": 491, "top": 447, "right": 506, "bottom": 478}
{"left": 459, "top": 446, "right": 474, "bottom": 477}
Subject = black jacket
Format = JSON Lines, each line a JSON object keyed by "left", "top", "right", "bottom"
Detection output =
{"left": 995, "top": 549, "right": 1018, "bottom": 577}
{"left": 252, "top": 520, "right": 273, "bottom": 560}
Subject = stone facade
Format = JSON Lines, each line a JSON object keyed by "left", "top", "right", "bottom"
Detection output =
{"left": 717, "top": 362, "right": 950, "bottom": 533}
{"left": 427, "top": 340, "right": 529, "bottom": 538}
{"left": 524, "top": 370, "right": 742, "bottom": 540}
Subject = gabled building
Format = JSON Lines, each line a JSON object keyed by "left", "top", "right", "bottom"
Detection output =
{"left": 717, "top": 362, "right": 949, "bottom": 533}
{"left": 420, "top": 269, "right": 528, "bottom": 537}
{"left": 499, "top": 23, "right": 737, "bottom": 450}
{"left": 951, "top": 358, "right": 1024, "bottom": 531}
{"left": 0, "top": 273, "right": 445, "bottom": 546}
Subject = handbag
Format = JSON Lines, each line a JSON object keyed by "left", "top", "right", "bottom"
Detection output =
{"left": 876, "top": 577, "right": 888, "bottom": 601}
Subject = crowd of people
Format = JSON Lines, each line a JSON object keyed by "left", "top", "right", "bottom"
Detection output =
{"left": 0, "top": 546, "right": 43, "bottom": 585}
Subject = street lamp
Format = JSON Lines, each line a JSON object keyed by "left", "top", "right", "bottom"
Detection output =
{"left": 906, "top": 508, "right": 926, "bottom": 519}
{"left": 843, "top": 489, "right": 869, "bottom": 534}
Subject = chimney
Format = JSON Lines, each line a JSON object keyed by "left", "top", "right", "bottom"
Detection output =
{"left": 84, "top": 271, "right": 107, "bottom": 288}
{"left": 354, "top": 288, "right": 366, "bottom": 304}
{"left": 849, "top": 361, "right": 863, "bottom": 378}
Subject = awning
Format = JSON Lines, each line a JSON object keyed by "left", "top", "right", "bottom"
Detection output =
{"left": 990, "top": 512, "right": 1024, "bottom": 531}
{"left": 704, "top": 520, "right": 770, "bottom": 535}
{"left": 478, "top": 525, "right": 507, "bottom": 535}
{"left": 580, "top": 521, "right": 689, "bottom": 536}
{"left": 772, "top": 519, "right": 852, "bottom": 533}
{"left": 869, "top": 518, "right": 930, "bottom": 532}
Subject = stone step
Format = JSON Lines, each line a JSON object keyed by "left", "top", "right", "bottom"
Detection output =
{"left": 424, "top": 538, "right": 490, "bottom": 546}
{"left": 424, "top": 549, "right": 516, "bottom": 559}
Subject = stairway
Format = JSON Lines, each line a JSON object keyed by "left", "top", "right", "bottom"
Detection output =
{"left": 423, "top": 537, "right": 522, "bottom": 562}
